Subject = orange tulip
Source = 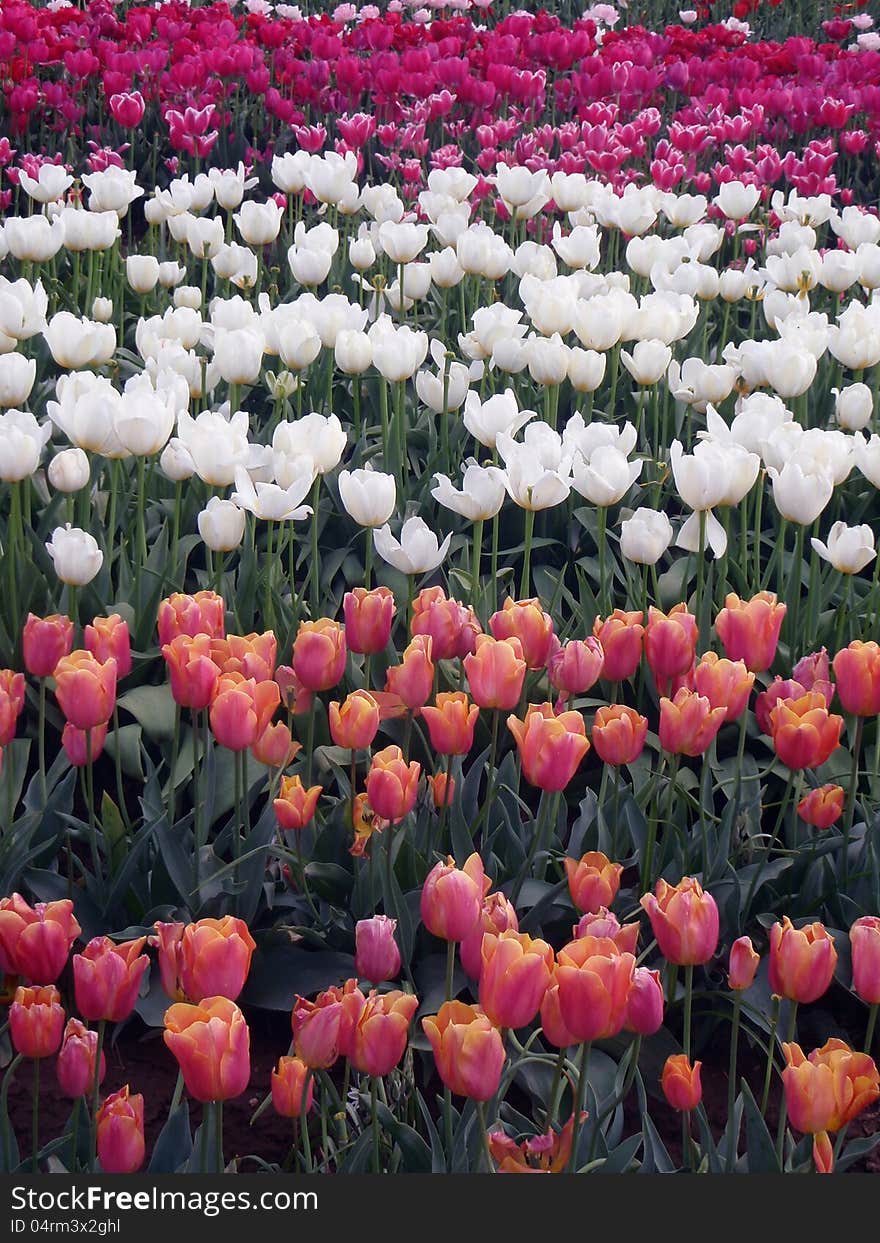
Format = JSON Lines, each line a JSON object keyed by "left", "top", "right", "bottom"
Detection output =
{"left": 330, "top": 690, "right": 380, "bottom": 751}
{"left": 272, "top": 1056, "right": 313, "bottom": 1118}
{"left": 343, "top": 587, "right": 395, "bottom": 655}
{"left": 9, "top": 985, "right": 64, "bottom": 1058}
{"left": 640, "top": 877, "right": 719, "bottom": 966}
{"left": 832, "top": 640, "right": 880, "bottom": 717}
{"left": 152, "top": 917, "right": 256, "bottom": 1004}
{"left": 564, "top": 851, "right": 622, "bottom": 915}
{"left": 211, "top": 631, "right": 277, "bottom": 682}
{"left": 422, "top": 1001, "right": 505, "bottom": 1101}
{"left": 73, "top": 936, "right": 149, "bottom": 1023}
{"left": 365, "top": 744, "right": 420, "bottom": 823}
{"left": 463, "top": 634, "right": 527, "bottom": 710}
{"left": 645, "top": 604, "right": 697, "bottom": 689}
{"left": 782, "top": 1039, "right": 879, "bottom": 1136}
{"left": 489, "top": 597, "right": 555, "bottom": 670}
{"left": 157, "top": 590, "right": 225, "bottom": 646}
{"left": 162, "top": 633, "right": 220, "bottom": 711}
{"left": 209, "top": 672, "right": 280, "bottom": 751}
{"left": 693, "top": 652, "right": 754, "bottom": 722}
{"left": 0, "top": 893, "right": 80, "bottom": 984}
{"left": 429, "top": 772, "right": 455, "bottom": 810}
{"left": 84, "top": 613, "right": 132, "bottom": 679}
{"left": 421, "top": 852, "right": 487, "bottom": 942}
{"left": 97, "top": 1086, "right": 145, "bottom": 1173}
{"left": 461, "top": 892, "right": 519, "bottom": 980}
{"left": 548, "top": 636, "right": 604, "bottom": 699}
{"left": 798, "top": 783, "right": 845, "bottom": 829}
{"left": 553, "top": 936, "right": 635, "bottom": 1042}
{"left": 592, "top": 610, "right": 644, "bottom": 682}
{"left": 507, "top": 702, "right": 590, "bottom": 791}
{"left": 291, "top": 979, "right": 362, "bottom": 1069}
{"left": 384, "top": 635, "right": 434, "bottom": 710}
{"left": 251, "top": 720, "right": 300, "bottom": 769}
{"left": 274, "top": 775, "right": 322, "bottom": 831}
{"left": 769, "top": 692, "right": 843, "bottom": 770}
{"left": 591, "top": 704, "right": 648, "bottom": 766}
{"left": 420, "top": 692, "right": 479, "bottom": 755}
{"left": 163, "top": 996, "right": 251, "bottom": 1101}
{"left": 479, "top": 931, "right": 553, "bottom": 1029}
{"left": 728, "top": 935, "right": 760, "bottom": 991}
{"left": 341, "top": 988, "right": 418, "bottom": 1077}
{"left": 850, "top": 916, "right": 880, "bottom": 1005}
{"left": 715, "top": 591, "right": 786, "bottom": 673}
{"left": 769, "top": 917, "right": 837, "bottom": 1004}
{"left": 661, "top": 1054, "right": 702, "bottom": 1111}
{"left": 292, "top": 618, "right": 347, "bottom": 691}
{"left": 412, "top": 586, "right": 481, "bottom": 660}
{"left": 573, "top": 909, "right": 640, "bottom": 956}
{"left": 659, "top": 688, "right": 726, "bottom": 757}
{"left": 53, "top": 650, "right": 117, "bottom": 730}
{"left": 22, "top": 613, "right": 73, "bottom": 679}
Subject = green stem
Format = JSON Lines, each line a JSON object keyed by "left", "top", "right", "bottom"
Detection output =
{"left": 775, "top": 1002, "right": 798, "bottom": 1164}
{"left": 843, "top": 715, "right": 865, "bottom": 889}
{"left": 865, "top": 1003, "right": 878, "bottom": 1055}
{"left": 726, "top": 993, "right": 742, "bottom": 1173}
{"left": 90, "top": 1020, "right": 106, "bottom": 1172}
{"left": 520, "top": 507, "right": 535, "bottom": 598}
{"left": 32, "top": 1057, "right": 39, "bottom": 1173}
{"left": 566, "top": 1042, "right": 592, "bottom": 1174}
{"left": 371, "top": 1077, "right": 381, "bottom": 1174}
{"left": 760, "top": 997, "right": 780, "bottom": 1116}
{"left": 475, "top": 1100, "right": 494, "bottom": 1173}
{"left": 445, "top": 938, "right": 456, "bottom": 1003}
{"left": 309, "top": 476, "right": 321, "bottom": 616}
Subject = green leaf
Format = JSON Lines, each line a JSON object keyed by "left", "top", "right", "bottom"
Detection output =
{"left": 741, "top": 1081, "right": 781, "bottom": 1173}
{"left": 118, "top": 684, "right": 177, "bottom": 740}
{"left": 149, "top": 1101, "right": 192, "bottom": 1173}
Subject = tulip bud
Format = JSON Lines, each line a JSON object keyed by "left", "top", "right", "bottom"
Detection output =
{"left": 22, "top": 613, "right": 74, "bottom": 679}
{"left": 384, "top": 635, "right": 434, "bottom": 711}
{"left": 640, "top": 877, "right": 719, "bottom": 966}
{"left": 429, "top": 771, "right": 455, "bottom": 809}
{"left": 97, "top": 1086, "right": 145, "bottom": 1173}
{"left": 355, "top": 915, "right": 401, "bottom": 984}
{"left": 46, "top": 525, "right": 103, "bottom": 586}
{"left": 163, "top": 997, "right": 251, "bottom": 1101}
{"left": 625, "top": 967, "right": 664, "bottom": 1036}
{"left": 728, "top": 936, "right": 760, "bottom": 991}
{"left": 272, "top": 1056, "right": 313, "bottom": 1118}
{"left": 57, "top": 1018, "right": 106, "bottom": 1098}
{"left": 422, "top": 1001, "right": 505, "bottom": 1101}
{"left": 48, "top": 448, "right": 91, "bottom": 494}
{"left": 661, "top": 1054, "right": 702, "bottom": 1111}
{"left": 421, "top": 853, "right": 487, "bottom": 942}
{"left": 850, "top": 916, "right": 880, "bottom": 1005}
{"left": 9, "top": 985, "right": 64, "bottom": 1058}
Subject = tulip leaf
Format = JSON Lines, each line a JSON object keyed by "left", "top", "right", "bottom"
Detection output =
{"left": 374, "top": 1102, "right": 432, "bottom": 1173}
{"left": 149, "top": 1101, "right": 193, "bottom": 1174}
{"left": 243, "top": 945, "right": 355, "bottom": 1010}
{"left": 741, "top": 1081, "right": 781, "bottom": 1173}
{"left": 117, "top": 684, "right": 177, "bottom": 740}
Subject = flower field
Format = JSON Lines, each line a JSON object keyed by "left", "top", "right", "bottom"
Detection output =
{"left": 1, "top": 0, "right": 880, "bottom": 1178}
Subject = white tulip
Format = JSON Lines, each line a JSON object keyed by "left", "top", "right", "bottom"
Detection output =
{"left": 563, "top": 415, "right": 637, "bottom": 461}
{"left": 526, "top": 334, "right": 570, "bottom": 386}
{"left": 715, "top": 180, "right": 761, "bottom": 220}
{"left": 377, "top": 221, "right": 429, "bottom": 264}
{"left": 233, "top": 200, "right": 284, "bottom": 246}
{"left": 0, "top": 409, "right": 51, "bottom": 481}
{"left": 463, "top": 389, "right": 536, "bottom": 449}
{"left": 456, "top": 223, "right": 513, "bottom": 280}
{"left": 620, "top": 507, "right": 674, "bottom": 564}
{"left": 19, "top": 164, "right": 73, "bottom": 204}
{"left": 431, "top": 462, "right": 506, "bottom": 521}
{"left": 620, "top": 338, "right": 673, "bottom": 385}
{"left": 186, "top": 215, "right": 225, "bottom": 260}
{"left": 277, "top": 319, "right": 322, "bottom": 371}
{"left": 48, "top": 447, "right": 90, "bottom": 493}
{"left": 47, "top": 372, "right": 127, "bottom": 457}
{"left": 373, "top": 517, "right": 451, "bottom": 574}
{"left": 834, "top": 383, "right": 873, "bottom": 431}
{"left": 491, "top": 441, "right": 572, "bottom": 512}
{"left": 0, "top": 354, "right": 36, "bottom": 407}
{"left": 208, "top": 164, "right": 257, "bottom": 211}
{"left": 91, "top": 297, "right": 113, "bottom": 324}
{"left": 429, "top": 247, "right": 465, "bottom": 288}
{"left": 551, "top": 222, "right": 601, "bottom": 270}
{"left": 174, "top": 287, "right": 202, "bottom": 310}
{"left": 667, "top": 358, "right": 736, "bottom": 412}
{"left": 369, "top": 318, "right": 428, "bottom": 382}
{"left": 572, "top": 445, "right": 642, "bottom": 507}
{"left": 335, "top": 329, "right": 373, "bottom": 376}
{"left": 288, "top": 244, "right": 333, "bottom": 286}
{"left": 212, "top": 327, "right": 264, "bottom": 385}
{"left": 338, "top": 465, "right": 396, "bottom": 527}
{"left": 81, "top": 167, "right": 143, "bottom": 215}
{"left": 113, "top": 388, "right": 176, "bottom": 457}
{"left": 767, "top": 460, "right": 835, "bottom": 525}
{"left": 157, "top": 262, "right": 187, "bottom": 289}
{"left": 811, "top": 521, "right": 876, "bottom": 574}
{"left": 198, "top": 497, "right": 247, "bottom": 552}
{"left": 271, "top": 150, "right": 312, "bottom": 194}
{"left": 4, "top": 215, "right": 66, "bottom": 262}
{"left": 159, "top": 439, "right": 196, "bottom": 482}
{"left": 176, "top": 409, "right": 253, "bottom": 486}
{"left": 349, "top": 231, "right": 376, "bottom": 272}
{"left": 307, "top": 151, "right": 358, "bottom": 206}
{"left": 273, "top": 413, "right": 346, "bottom": 476}
{"left": 0, "top": 278, "right": 48, "bottom": 340}
{"left": 46, "top": 525, "right": 103, "bottom": 585}
{"left": 567, "top": 347, "right": 606, "bottom": 392}
{"left": 44, "top": 314, "right": 116, "bottom": 369}
{"left": 231, "top": 465, "right": 312, "bottom": 523}
{"left": 58, "top": 208, "right": 119, "bottom": 253}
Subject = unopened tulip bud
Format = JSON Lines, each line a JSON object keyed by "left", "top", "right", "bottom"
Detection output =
{"left": 625, "top": 967, "right": 664, "bottom": 1035}
{"left": 728, "top": 936, "right": 760, "bottom": 991}
{"left": 850, "top": 916, "right": 880, "bottom": 1005}
{"left": 355, "top": 915, "right": 401, "bottom": 984}
{"left": 272, "top": 1056, "right": 313, "bottom": 1118}
{"left": 22, "top": 613, "right": 74, "bottom": 679}
{"left": 661, "top": 1054, "right": 702, "bottom": 1111}
{"left": 97, "top": 1086, "right": 145, "bottom": 1173}
{"left": 9, "top": 985, "right": 64, "bottom": 1058}
{"left": 57, "top": 1018, "right": 106, "bottom": 1098}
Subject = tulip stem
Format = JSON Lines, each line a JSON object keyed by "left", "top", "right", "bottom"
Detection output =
{"left": 443, "top": 1086, "right": 453, "bottom": 1173}
{"left": 90, "top": 1020, "right": 105, "bottom": 1172}
{"left": 546, "top": 1047, "right": 568, "bottom": 1128}
{"left": 69, "top": 1097, "right": 80, "bottom": 1173}
{"left": 725, "top": 993, "right": 742, "bottom": 1172}
{"left": 475, "top": 1100, "right": 494, "bottom": 1173}
{"left": 843, "top": 715, "right": 864, "bottom": 890}
{"left": 215, "top": 1099, "right": 224, "bottom": 1173}
{"left": 775, "top": 1002, "right": 798, "bottom": 1164}
{"left": 471, "top": 518, "right": 483, "bottom": 608}
{"left": 309, "top": 476, "right": 321, "bottom": 616}
{"left": 489, "top": 508, "right": 499, "bottom": 618}
{"left": 759, "top": 996, "right": 780, "bottom": 1116}
{"left": 866, "top": 1004, "right": 879, "bottom": 1055}
{"left": 520, "top": 508, "right": 535, "bottom": 597}
{"left": 38, "top": 680, "right": 47, "bottom": 806}
{"left": 364, "top": 527, "right": 373, "bottom": 592}
{"left": 743, "top": 770, "right": 795, "bottom": 922}
{"left": 85, "top": 729, "right": 101, "bottom": 882}
{"left": 1, "top": 1055, "right": 22, "bottom": 1170}
{"left": 566, "top": 1041, "right": 591, "bottom": 1174}
{"left": 445, "top": 939, "right": 456, "bottom": 1003}
{"left": 597, "top": 505, "right": 609, "bottom": 616}
{"left": 370, "top": 1077, "right": 381, "bottom": 1174}
{"left": 31, "top": 1058, "right": 39, "bottom": 1174}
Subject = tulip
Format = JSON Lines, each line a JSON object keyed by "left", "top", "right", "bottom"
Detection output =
{"left": 645, "top": 604, "right": 698, "bottom": 690}
{"left": 198, "top": 497, "right": 246, "bottom": 552}
{"left": 573, "top": 910, "right": 641, "bottom": 956}
{"left": 365, "top": 745, "right": 420, "bottom": 823}
{"left": 163, "top": 997, "right": 251, "bottom": 1102}
{"left": 540, "top": 980, "right": 579, "bottom": 1049}
{"left": 489, "top": 598, "right": 555, "bottom": 671}
{"left": 374, "top": 518, "right": 451, "bottom": 575}
{"left": 508, "top": 702, "right": 590, "bottom": 791}
{"left": 252, "top": 721, "right": 299, "bottom": 770}
{"left": 547, "top": 637, "right": 604, "bottom": 701}
{"left": 798, "top": 784, "right": 845, "bottom": 829}
{"left": 782, "top": 1039, "right": 879, "bottom": 1137}
{"left": 22, "top": 613, "right": 73, "bottom": 679}
{"left": 291, "top": 980, "right": 362, "bottom": 1070}
{"left": 591, "top": 705, "right": 648, "bottom": 766}
{"left": 292, "top": 619, "right": 347, "bottom": 692}
{"left": 791, "top": 650, "right": 835, "bottom": 705}
{"left": 56, "top": 1019, "right": 106, "bottom": 1099}
{"left": 421, "top": 693, "right": 479, "bottom": 756}
{"left": 728, "top": 936, "right": 760, "bottom": 991}
{"left": 640, "top": 877, "right": 719, "bottom": 966}
{"left": 620, "top": 508, "right": 674, "bottom": 565}
{"left": 565, "top": 852, "right": 622, "bottom": 915}
{"left": 53, "top": 651, "right": 117, "bottom": 731}
{"left": 355, "top": 916, "right": 401, "bottom": 984}
{"left": 693, "top": 653, "right": 754, "bottom": 722}
{"left": 479, "top": 930, "right": 553, "bottom": 1029}
{"left": 330, "top": 691, "right": 380, "bottom": 751}
{"left": 553, "top": 937, "right": 635, "bottom": 1042}
{"left": 9, "top": 985, "right": 64, "bottom": 1059}
{"left": 421, "top": 853, "right": 487, "bottom": 943}
{"left": 46, "top": 525, "right": 103, "bottom": 586}
{"left": 659, "top": 688, "right": 727, "bottom": 757}
{"left": 429, "top": 772, "right": 455, "bottom": 810}
{"left": 715, "top": 592, "right": 786, "bottom": 673}
{"left": 342, "top": 989, "right": 418, "bottom": 1077}
{"left": 62, "top": 723, "right": 108, "bottom": 768}
{"left": 422, "top": 1002, "right": 505, "bottom": 1101}
{"left": 431, "top": 464, "right": 505, "bottom": 522}
{"left": 833, "top": 641, "right": 880, "bottom": 716}
{"left": 274, "top": 775, "right": 322, "bottom": 832}
{"left": 73, "top": 937, "right": 149, "bottom": 1023}
{"left": 625, "top": 967, "right": 664, "bottom": 1036}
{"left": 411, "top": 588, "right": 480, "bottom": 661}
{"left": 461, "top": 893, "right": 520, "bottom": 980}
{"left": 593, "top": 610, "right": 644, "bottom": 682}
{"left": 157, "top": 591, "right": 225, "bottom": 646}
{"left": 769, "top": 693, "right": 843, "bottom": 770}
{"left": 272, "top": 1057, "right": 314, "bottom": 1118}
{"left": 812, "top": 522, "right": 876, "bottom": 574}
{"left": 84, "top": 614, "right": 132, "bottom": 680}
{"left": 769, "top": 918, "right": 837, "bottom": 1004}
{"left": 488, "top": 1113, "right": 583, "bottom": 1173}
{"left": 48, "top": 448, "right": 91, "bottom": 494}
{"left": 162, "top": 634, "right": 220, "bottom": 711}
{"left": 209, "top": 673, "right": 280, "bottom": 751}
{"left": 384, "top": 636, "right": 435, "bottom": 711}
{"left": 338, "top": 467, "right": 396, "bottom": 529}
{"left": 154, "top": 917, "right": 256, "bottom": 1005}
{"left": 464, "top": 635, "right": 527, "bottom": 711}
{"left": 97, "top": 1087, "right": 145, "bottom": 1174}
{"left": 850, "top": 917, "right": 880, "bottom": 1005}
{"left": 0, "top": 669, "right": 24, "bottom": 745}
{"left": 0, "top": 894, "right": 80, "bottom": 984}
{"left": 661, "top": 1055, "right": 702, "bottom": 1111}
{"left": 343, "top": 587, "right": 395, "bottom": 655}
